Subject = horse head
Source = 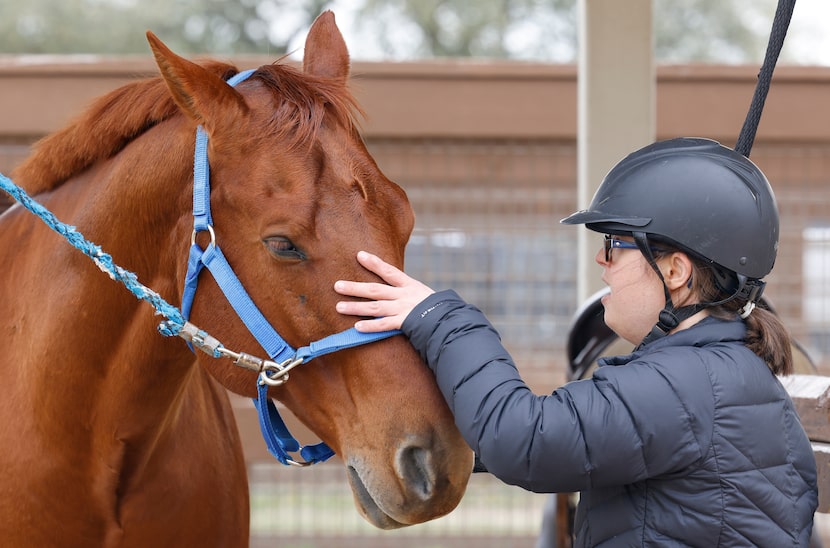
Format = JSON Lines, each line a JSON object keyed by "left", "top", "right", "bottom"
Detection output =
{"left": 147, "top": 12, "right": 472, "bottom": 528}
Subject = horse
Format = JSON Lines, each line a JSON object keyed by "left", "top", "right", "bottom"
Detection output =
{"left": 0, "top": 11, "right": 472, "bottom": 547}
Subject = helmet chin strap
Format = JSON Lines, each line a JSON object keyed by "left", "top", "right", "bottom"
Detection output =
{"left": 631, "top": 232, "right": 765, "bottom": 348}
{"left": 634, "top": 232, "right": 686, "bottom": 346}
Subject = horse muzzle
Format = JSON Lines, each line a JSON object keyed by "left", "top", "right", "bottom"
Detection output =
{"left": 344, "top": 433, "right": 473, "bottom": 529}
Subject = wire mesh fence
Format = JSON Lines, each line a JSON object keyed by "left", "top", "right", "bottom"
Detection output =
{"left": 249, "top": 462, "right": 549, "bottom": 548}
{"left": 5, "top": 89, "right": 830, "bottom": 546}
{"left": 244, "top": 137, "right": 830, "bottom": 545}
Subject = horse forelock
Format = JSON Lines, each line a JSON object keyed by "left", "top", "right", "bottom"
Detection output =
{"left": 253, "top": 63, "right": 364, "bottom": 150}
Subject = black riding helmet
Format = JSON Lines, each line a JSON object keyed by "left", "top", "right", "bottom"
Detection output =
{"left": 561, "top": 137, "right": 780, "bottom": 345}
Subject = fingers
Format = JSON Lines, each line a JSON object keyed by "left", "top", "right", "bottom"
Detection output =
{"left": 353, "top": 317, "right": 401, "bottom": 333}
{"left": 333, "top": 279, "right": 395, "bottom": 301}
{"left": 335, "top": 296, "right": 406, "bottom": 332}
{"left": 356, "top": 250, "right": 409, "bottom": 287}
{"left": 335, "top": 251, "right": 436, "bottom": 333}
{"left": 333, "top": 294, "right": 386, "bottom": 317}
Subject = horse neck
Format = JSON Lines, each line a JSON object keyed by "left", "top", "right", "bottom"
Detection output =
{"left": 12, "top": 121, "right": 203, "bottom": 434}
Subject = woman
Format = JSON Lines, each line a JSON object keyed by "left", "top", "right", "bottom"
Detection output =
{"left": 334, "top": 137, "right": 818, "bottom": 546}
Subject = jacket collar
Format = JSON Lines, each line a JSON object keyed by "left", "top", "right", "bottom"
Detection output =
{"left": 600, "top": 315, "right": 746, "bottom": 367}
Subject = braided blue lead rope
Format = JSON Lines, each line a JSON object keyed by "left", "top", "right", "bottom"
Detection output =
{"left": 0, "top": 172, "right": 187, "bottom": 338}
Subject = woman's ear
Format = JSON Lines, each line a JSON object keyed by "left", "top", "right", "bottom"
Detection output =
{"left": 661, "top": 252, "right": 694, "bottom": 291}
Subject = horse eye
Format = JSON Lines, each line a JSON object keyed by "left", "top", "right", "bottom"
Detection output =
{"left": 264, "top": 237, "right": 306, "bottom": 261}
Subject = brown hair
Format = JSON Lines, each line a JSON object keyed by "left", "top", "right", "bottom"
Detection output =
{"left": 687, "top": 259, "right": 793, "bottom": 375}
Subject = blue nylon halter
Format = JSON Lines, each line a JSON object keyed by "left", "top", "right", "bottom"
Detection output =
{"left": 181, "top": 69, "right": 401, "bottom": 466}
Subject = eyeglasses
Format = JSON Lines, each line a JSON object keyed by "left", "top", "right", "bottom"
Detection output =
{"left": 603, "top": 234, "right": 640, "bottom": 263}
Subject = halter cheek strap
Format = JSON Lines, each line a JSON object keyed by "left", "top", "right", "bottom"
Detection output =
{"left": 181, "top": 69, "right": 401, "bottom": 466}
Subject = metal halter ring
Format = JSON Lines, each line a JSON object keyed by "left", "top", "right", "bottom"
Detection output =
{"left": 258, "top": 356, "right": 305, "bottom": 387}
{"left": 285, "top": 458, "right": 313, "bottom": 468}
{"left": 190, "top": 225, "right": 216, "bottom": 248}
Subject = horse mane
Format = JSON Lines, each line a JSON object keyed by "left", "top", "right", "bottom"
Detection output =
{"left": 13, "top": 60, "right": 363, "bottom": 195}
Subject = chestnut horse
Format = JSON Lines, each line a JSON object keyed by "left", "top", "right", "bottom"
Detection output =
{"left": 0, "top": 11, "right": 471, "bottom": 547}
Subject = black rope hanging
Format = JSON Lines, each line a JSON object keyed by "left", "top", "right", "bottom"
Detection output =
{"left": 734, "top": 0, "right": 797, "bottom": 157}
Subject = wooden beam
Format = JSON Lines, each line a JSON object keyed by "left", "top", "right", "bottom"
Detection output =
{"left": 780, "top": 374, "right": 830, "bottom": 443}
{"left": 779, "top": 374, "right": 830, "bottom": 512}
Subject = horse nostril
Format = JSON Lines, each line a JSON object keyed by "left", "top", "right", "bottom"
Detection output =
{"left": 396, "top": 444, "right": 435, "bottom": 501}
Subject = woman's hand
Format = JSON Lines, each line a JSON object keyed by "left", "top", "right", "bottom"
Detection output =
{"left": 335, "top": 251, "right": 435, "bottom": 332}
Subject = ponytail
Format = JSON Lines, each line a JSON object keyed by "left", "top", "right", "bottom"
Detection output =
{"left": 686, "top": 258, "right": 794, "bottom": 375}
{"left": 743, "top": 307, "right": 793, "bottom": 375}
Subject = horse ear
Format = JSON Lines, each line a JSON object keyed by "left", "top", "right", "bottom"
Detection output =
{"left": 145, "top": 31, "right": 248, "bottom": 130}
{"left": 303, "top": 11, "right": 350, "bottom": 81}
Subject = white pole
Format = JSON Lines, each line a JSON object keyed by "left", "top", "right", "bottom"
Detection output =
{"left": 576, "top": 0, "right": 655, "bottom": 302}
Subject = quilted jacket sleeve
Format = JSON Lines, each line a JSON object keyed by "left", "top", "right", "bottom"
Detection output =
{"left": 401, "top": 290, "right": 711, "bottom": 493}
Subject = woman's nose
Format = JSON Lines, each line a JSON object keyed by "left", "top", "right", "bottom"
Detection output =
{"left": 595, "top": 246, "right": 607, "bottom": 266}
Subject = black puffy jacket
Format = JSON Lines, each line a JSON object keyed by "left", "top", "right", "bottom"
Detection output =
{"left": 402, "top": 290, "right": 818, "bottom": 547}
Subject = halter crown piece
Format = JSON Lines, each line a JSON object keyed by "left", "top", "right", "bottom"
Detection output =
{"left": 181, "top": 69, "right": 401, "bottom": 466}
